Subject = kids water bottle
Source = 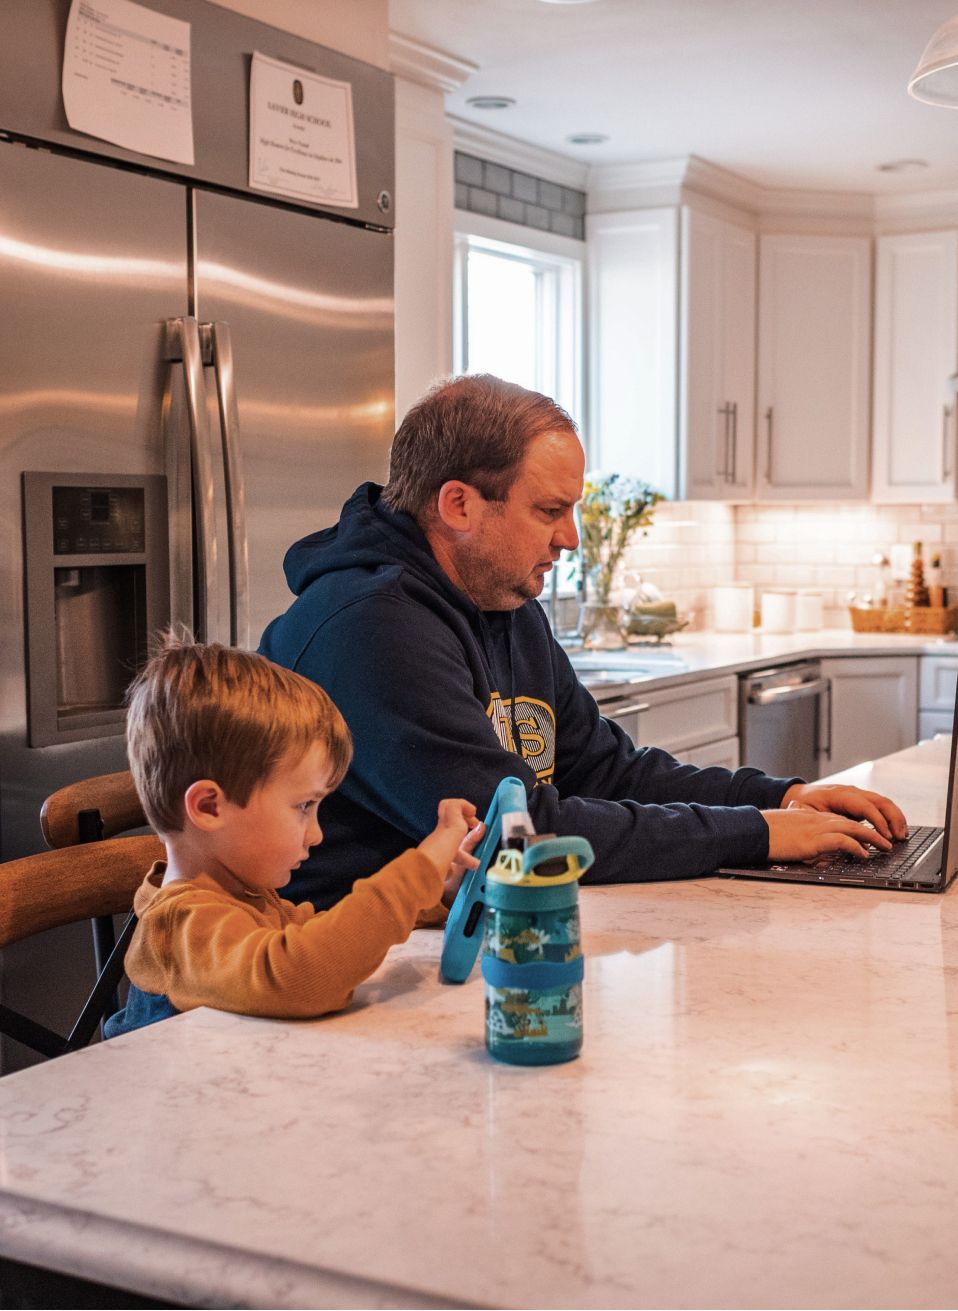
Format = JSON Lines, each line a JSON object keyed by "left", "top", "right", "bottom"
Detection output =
{"left": 481, "top": 812, "right": 594, "bottom": 1066}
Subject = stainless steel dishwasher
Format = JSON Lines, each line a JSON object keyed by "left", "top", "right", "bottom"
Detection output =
{"left": 739, "top": 662, "right": 831, "bottom": 781}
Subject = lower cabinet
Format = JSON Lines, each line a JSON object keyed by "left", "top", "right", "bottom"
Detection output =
{"left": 919, "top": 655, "right": 958, "bottom": 739}
{"left": 593, "top": 652, "right": 937, "bottom": 781}
{"left": 818, "top": 656, "right": 918, "bottom": 775}
{"left": 633, "top": 674, "right": 740, "bottom": 766}
{"left": 682, "top": 735, "right": 741, "bottom": 770}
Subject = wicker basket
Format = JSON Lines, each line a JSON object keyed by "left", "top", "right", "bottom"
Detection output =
{"left": 848, "top": 605, "right": 958, "bottom": 635}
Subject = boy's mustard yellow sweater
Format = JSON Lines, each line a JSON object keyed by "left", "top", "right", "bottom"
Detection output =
{"left": 123, "top": 852, "right": 445, "bottom": 1020}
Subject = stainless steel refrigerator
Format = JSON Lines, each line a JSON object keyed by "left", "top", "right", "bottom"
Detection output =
{"left": 0, "top": 0, "right": 395, "bottom": 1065}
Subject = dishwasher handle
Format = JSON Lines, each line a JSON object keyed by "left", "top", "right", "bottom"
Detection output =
{"left": 746, "top": 677, "right": 830, "bottom": 707}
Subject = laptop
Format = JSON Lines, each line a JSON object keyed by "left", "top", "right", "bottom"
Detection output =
{"left": 720, "top": 683, "right": 958, "bottom": 894}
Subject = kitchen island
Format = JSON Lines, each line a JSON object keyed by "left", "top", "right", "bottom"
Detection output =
{"left": 1, "top": 735, "right": 956, "bottom": 1309}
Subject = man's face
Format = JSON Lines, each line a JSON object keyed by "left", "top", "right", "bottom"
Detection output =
{"left": 455, "top": 429, "right": 584, "bottom": 611}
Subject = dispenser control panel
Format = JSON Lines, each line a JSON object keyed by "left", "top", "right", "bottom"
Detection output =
{"left": 52, "top": 485, "right": 145, "bottom": 555}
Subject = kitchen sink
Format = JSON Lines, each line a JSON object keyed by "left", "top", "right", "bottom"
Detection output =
{"left": 565, "top": 648, "right": 690, "bottom": 671}
{"left": 577, "top": 669, "right": 661, "bottom": 686}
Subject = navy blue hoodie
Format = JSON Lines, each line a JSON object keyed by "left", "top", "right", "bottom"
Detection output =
{"left": 259, "top": 483, "right": 793, "bottom": 909}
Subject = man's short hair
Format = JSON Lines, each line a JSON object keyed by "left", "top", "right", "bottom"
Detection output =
{"left": 381, "top": 373, "right": 578, "bottom": 519}
{"left": 126, "top": 634, "right": 353, "bottom": 835}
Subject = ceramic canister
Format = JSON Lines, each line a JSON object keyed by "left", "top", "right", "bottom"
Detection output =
{"left": 761, "top": 588, "right": 797, "bottom": 633}
{"left": 711, "top": 583, "right": 755, "bottom": 632}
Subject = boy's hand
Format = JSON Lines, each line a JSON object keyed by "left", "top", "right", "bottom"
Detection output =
{"left": 442, "top": 817, "right": 485, "bottom": 907}
{"left": 417, "top": 799, "right": 482, "bottom": 897}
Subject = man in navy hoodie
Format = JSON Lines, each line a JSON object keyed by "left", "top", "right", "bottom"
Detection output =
{"left": 259, "top": 374, "right": 906, "bottom": 910}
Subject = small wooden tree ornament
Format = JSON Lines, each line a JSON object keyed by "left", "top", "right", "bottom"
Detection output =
{"left": 904, "top": 541, "right": 929, "bottom": 629}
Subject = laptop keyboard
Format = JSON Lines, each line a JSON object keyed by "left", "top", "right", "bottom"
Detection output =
{"left": 804, "top": 825, "right": 941, "bottom": 878}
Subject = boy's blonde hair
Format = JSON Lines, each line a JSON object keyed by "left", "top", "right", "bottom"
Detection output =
{"left": 126, "top": 634, "right": 353, "bottom": 834}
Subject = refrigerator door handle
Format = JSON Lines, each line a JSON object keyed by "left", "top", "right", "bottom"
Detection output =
{"left": 207, "top": 321, "right": 250, "bottom": 650}
{"left": 164, "top": 316, "right": 219, "bottom": 642}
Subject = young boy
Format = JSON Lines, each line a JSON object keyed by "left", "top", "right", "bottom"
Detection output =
{"left": 105, "top": 637, "right": 481, "bottom": 1036}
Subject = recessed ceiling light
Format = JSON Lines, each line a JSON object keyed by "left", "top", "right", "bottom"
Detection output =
{"left": 466, "top": 95, "right": 516, "bottom": 110}
{"left": 566, "top": 132, "right": 609, "bottom": 145}
{"left": 539, "top": 1, "right": 604, "bottom": 5}
{"left": 876, "top": 158, "right": 929, "bottom": 172}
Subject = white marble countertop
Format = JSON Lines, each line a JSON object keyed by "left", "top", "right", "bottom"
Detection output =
{"left": 568, "top": 626, "right": 958, "bottom": 693}
{"left": 2, "top": 737, "right": 957, "bottom": 1310}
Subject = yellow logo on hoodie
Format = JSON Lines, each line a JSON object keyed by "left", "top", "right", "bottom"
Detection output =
{"left": 486, "top": 694, "right": 555, "bottom": 782}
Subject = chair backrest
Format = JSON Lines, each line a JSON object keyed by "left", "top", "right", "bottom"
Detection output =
{"left": 0, "top": 771, "right": 164, "bottom": 1061}
{"left": 40, "top": 768, "right": 148, "bottom": 847}
{"left": 0, "top": 834, "right": 161, "bottom": 947}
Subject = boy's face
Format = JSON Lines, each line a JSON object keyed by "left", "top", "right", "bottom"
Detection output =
{"left": 214, "top": 742, "right": 334, "bottom": 892}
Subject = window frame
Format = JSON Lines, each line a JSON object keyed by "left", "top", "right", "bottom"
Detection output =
{"left": 453, "top": 210, "right": 585, "bottom": 432}
{"left": 453, "top": 210, "right": 586, "bottom": 598}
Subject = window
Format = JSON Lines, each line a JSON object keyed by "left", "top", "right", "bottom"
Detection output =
{"left": 454, "top": 229, "right": 583, "bottom": 432}
{"left": 454, "top": 226, "right": 584, "bottom": 599}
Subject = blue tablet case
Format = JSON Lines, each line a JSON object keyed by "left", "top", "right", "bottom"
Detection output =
{"left": 439, "top": 776, "right": 528, "bottom": 983}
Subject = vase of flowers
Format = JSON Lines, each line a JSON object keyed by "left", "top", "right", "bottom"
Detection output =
{"left": 577, "top": 473, "right": 664, "bottom": 648}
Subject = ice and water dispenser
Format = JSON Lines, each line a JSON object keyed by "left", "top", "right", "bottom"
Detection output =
{"left": 23, "top": 472, "right": 169, "bottom": 746}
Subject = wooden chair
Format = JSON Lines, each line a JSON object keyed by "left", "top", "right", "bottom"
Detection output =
{"left": 0, "top": 771, "right": 163, "bottom": 1059}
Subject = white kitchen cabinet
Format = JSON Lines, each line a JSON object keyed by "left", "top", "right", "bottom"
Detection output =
{"left": 628, "top": 674, "right": 740, "bottom": 766}
{"left": 587, "top": 204, "right": 755, "bottom": 501}
{"left": 587, "top": 207, "right": 679, "bottom": 495}
{"left": 872, "top": 231, "right": 958, "bottom": 504}
{"left": 919, "top": 654, "right": 958, "bottom": 739}
{"left": 683, "top": 734, "right": 741, "bottom": 770}
{"left": 819, "top": 656, "right": 918, "bottom": 775}
{"left": 680, "top": 208, "right": 756, "bottom": 500}
{"left": 756, "top": 234, "right": 871, "bottom": 501}
{"left": 595, "top": 673, "right": 740, "bottom": 766}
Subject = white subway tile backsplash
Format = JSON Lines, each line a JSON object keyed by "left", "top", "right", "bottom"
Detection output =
{"left": 601, "top": 497, "right": 958, "bottom": 632}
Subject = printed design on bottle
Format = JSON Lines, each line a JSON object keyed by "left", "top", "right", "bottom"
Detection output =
{"left": 484, "top": 905, "right": 583, "bottom": 1047}
{"left": 485, "top": 694, "right": 555, "bottom": 782}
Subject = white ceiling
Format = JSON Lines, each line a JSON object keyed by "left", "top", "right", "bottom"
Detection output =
{"left": 388, "top": 0, "right": 958, "bottom": 194}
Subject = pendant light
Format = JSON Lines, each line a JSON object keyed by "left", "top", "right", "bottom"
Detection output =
{"left": 908, "top": 16, "right": 958, "bottom": 107}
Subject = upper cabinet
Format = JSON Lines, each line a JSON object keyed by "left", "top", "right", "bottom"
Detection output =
{"left": 587, "top": 207, "right": 679, "bottom": 495}
{"left": 680, "top": 208, "right": 756, "bottom": 500}
{"left": 587, "top": 204, "right": 754, "bottom": 501}
{"left": 756, "top": 234, "right": 871, "bottom": 501}
{"left": 872, "top": 230, "right": 958, "bottom": 503}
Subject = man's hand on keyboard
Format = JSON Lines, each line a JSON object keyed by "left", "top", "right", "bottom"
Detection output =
{"left": 778, "top": 782, "right": 909, "bottom": 842}
{"left": 762, "top": 802, "right": 895, "bottom": 862}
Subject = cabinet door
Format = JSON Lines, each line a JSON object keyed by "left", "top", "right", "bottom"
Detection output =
{"left": 682, "top": 734, "right": 741, "bottom": 770}
{"left": 757, "top": 235, "right": 871, "bottom": 501}
{"left": 920, "top": 711, "right": 954, "bottom": 741}
{"left": 872, "top": 231, "right": 958, "bottom": 503}
{"left": 819, "top": 657, "right": 918, "bottom": 775}
{"left": 919, "top": 655, "right": 958, "bottom": 713}
{"left": 587, "top": 207, "right": 678, "bottom": 496}
{"left": 681, "top": 209, "right": 756, "bottom": 501}
{"left": 634, "top": 675, "right": 738, "bottom": 753}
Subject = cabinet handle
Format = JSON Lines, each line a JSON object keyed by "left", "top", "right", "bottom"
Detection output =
{"left": 729, "top": 401, "right": 738, "bottom": 485}
{"left": 816, "top": 678, "right": 833, "bottom": 763}
{"left": 717, "top": 403, "right": 731, "bottom": 479}
{"left": 764, "top": 406, "right": 774, "bottom": 481}
{"left": 943, "top": 404, "right": 953, "bottom": 482}
{"left": 747, "top": 677, "right": 830, "bottom": 706}
{"left": 606, "top": 701, "right": 651, "bottom": 719}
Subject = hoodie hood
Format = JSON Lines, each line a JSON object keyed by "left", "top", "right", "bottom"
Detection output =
{"left": 283, "top": 482, "right": 462, "bottom": 606}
